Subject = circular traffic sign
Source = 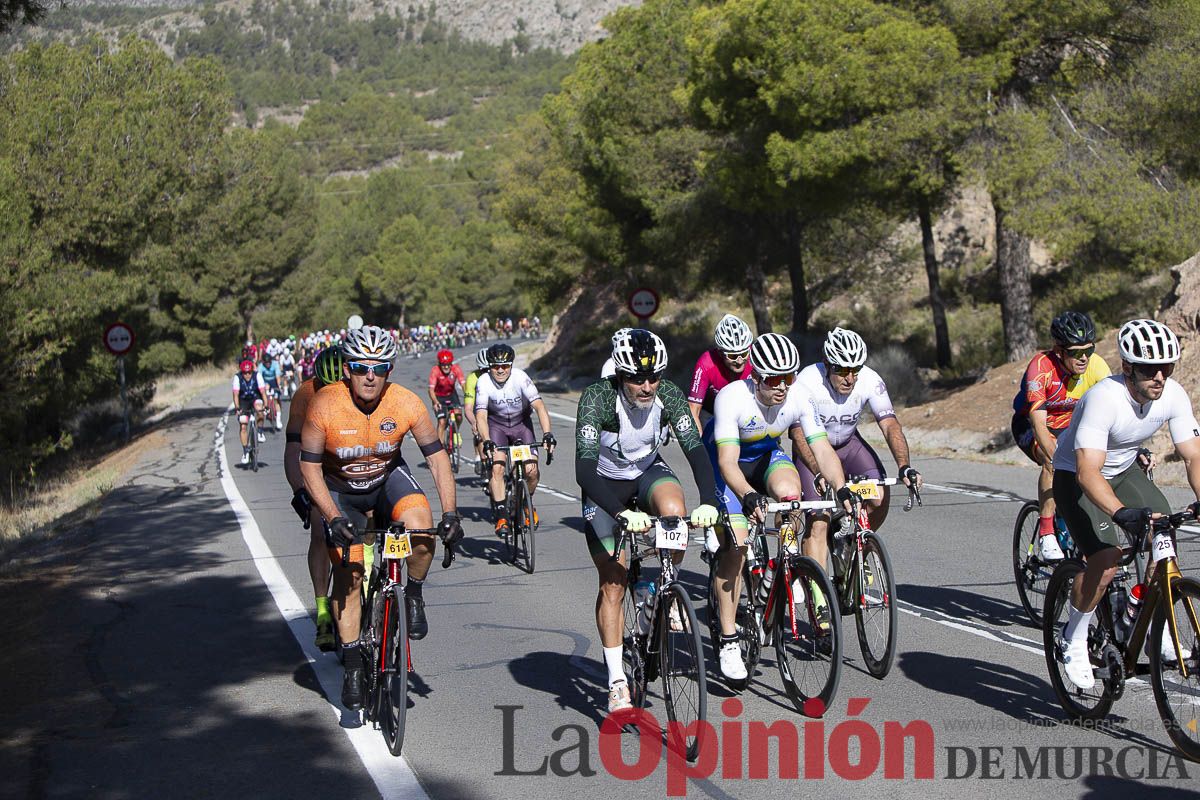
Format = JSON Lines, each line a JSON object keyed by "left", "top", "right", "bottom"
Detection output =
{"left": 627, "top": 287, "right": 660, "bottom": 319}
{"left": 103, "top": 322, "right": 135, "bottom": 355}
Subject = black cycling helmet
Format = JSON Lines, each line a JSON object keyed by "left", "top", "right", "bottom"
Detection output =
{"left": 1050, "top": 311, "right": 1096, "bottom": 347}
{"left": 487, "top": 343, "right": 515, "bottom": 366}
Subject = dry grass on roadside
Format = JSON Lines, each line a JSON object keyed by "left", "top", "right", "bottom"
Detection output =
{"left": 148, "top": 362, "right": 231, "bottom": 413}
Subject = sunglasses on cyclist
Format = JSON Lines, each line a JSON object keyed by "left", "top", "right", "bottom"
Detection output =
{"left": 758, "top": 372, "right": 796, "bottom": 388}
{"left": 1132, "top": 362, "right": 1174, "bottom": 380}
{"left": 722, "top": 350, "right": 750, "bottom": 362}
{"left": 491, "top": 363, "right": 512, "bottom": 371}
{"left": 1060, "top": 345, "right": 1095, "bottom": 360}
{"left": 623, "top": 374, "right": 662, "bottom": 386}
{"left": 829, "top": 365, "right": 861, "bottom": 377}
{"left": 346, "top": 361, "right": 393, "bottom": 377}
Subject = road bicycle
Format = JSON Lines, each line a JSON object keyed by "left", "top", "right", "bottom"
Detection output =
{"left": 349, "top": 522, "right": 457, "bottom": 756}
{"left": 1015, "top": 449, "right": 1153, "bottom": 626}
{"left": 485, "top": 442, "right": 552, "bottom": 573}
{"left": 828, "top": 477, "right": 920, "bottom": 679}
{"left": 443, "top": 407, "right": 463, "bottom": 475}
{"left": 704, "top": 499, "right": 842, "bottom": 715}
{"left": 246, "top": 414, "right": 260, "bottom": 473}
{"left": 1044, "top": 507, "right": 1200, "bottom": 761}
{"left": 282, "top": 368, "right": 298, "bottom": 400}
{"left": 615, "top": 514, "right": 708, "bottom": 761}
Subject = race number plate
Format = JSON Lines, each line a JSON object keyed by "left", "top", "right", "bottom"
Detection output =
{"left": 510, "top": 444, "right": 533, "bottom": 462}
{"left": 1152, "top": 531, "right": 1177, "bottom": 560}
{"left": 781, "top": 523, "right": 798, "bottom": 549}
{"left": 383, "top": 531, "right": 412, "bottom": 560}
{"left": 655, "top": 519, "right": 688, "bottom": 551}
{"left": 849, "top": 482, "right": 881, "bottom": 501}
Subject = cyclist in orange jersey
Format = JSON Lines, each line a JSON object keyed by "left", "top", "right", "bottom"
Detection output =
{"left": 300, "top": 326, "right": 463, "bottom": 712}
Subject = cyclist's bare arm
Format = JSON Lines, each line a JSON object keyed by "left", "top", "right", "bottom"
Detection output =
{"left": 1176, "top": 436, "right": 1200, "bottom": 501}
{"left": 300, "top": 420, "right": 339, "bottom": 523}
{"left": 717, "top": 443, "right": 755, "bottom": 515}
{"left": 531, "top": 398, "right": 552, "bottom": 441}
{"left": 427, "top": 387, "right": 439, "bottom": 409}
{"left": 412, "top": 412, "right": 458, "bottom": 514}
{"left": 477, "top": 409, "right": 492, "bottom": 444}
{"left": 878, "top": 417, "right": 917, "bottom": 485}
{"left": 688, "top": 400, "right": 703, "bottom": 433}
{"left": 1076, "top": 448, "right": 1123, "bottom": 518}
{"left": 790, "top": 429, "right": 847, "bottom": 490}
{"left": 1029, "top": 408, "right": 1056, "bottom": 462}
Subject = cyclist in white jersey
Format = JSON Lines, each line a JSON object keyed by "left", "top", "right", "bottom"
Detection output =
{"left": 710, "top": 332, "right": 858, "bottom": 682}
{"left": 793, "top": 327, "right": 922, "bottom": 573}
{"left": 1052, "top": 319, "right": 1200, "bottom": 689}
{"left": 476, "top": 343, "right": 555, "bottom": 536}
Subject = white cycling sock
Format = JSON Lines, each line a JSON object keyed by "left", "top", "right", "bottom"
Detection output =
{"left": 603, "top": 645, "right": 625, "bottom": 687}
{"left": 1063, "top": 603, "right": 1094, "bottom": 643}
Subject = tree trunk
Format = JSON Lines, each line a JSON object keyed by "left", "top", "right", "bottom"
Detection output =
{"left": 995, "top": 203, "right": 1037, "bottom": 362}
{"left": 918, "top": 195, "right": 951, "bottom": 367}
{"left": 784, "top": 217, "right": 808, "bottom": 334}
{"left": 746, "top": 257, "right": 772, "bottom": 334}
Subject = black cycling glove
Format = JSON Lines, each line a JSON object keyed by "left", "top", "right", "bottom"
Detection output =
{"left": 898, "top": 465, "right": 921, "bottom": 486}
{"left": 328, "top": 516, "right": 356, "bottom": 549}
{"left": 542, "top": 432, "right": 557, "bottom": 449}
{"left": 1111, "top": 506, "right": 1151, "bottom": 537}
{"left": 438, "top": 512, "right": 464, "bottom": 549}
{"left": 741, "top": 491, "right": 768, "bottom": 517}
{"left": 835, "top": 485, "right": 859, "bottom": 512}
{"left": 291, "top": 488, "right": 312, "bottom": 528}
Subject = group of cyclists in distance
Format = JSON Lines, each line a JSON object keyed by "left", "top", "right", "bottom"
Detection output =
{"left": 235, "top": 302, "right": 1200, "bottom": 725}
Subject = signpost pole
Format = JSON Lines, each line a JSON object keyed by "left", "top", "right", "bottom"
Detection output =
{"left": 118, "top": 355, "right": 130, "bottom": 442}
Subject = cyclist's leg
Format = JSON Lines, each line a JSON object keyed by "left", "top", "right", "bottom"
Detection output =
{"left": 238, "top": 401, "right": 251, "bottom": 448}
{"left": 839, "top": 432, "right": 886, "bottom": 530}
{"left": 435, "top": 401, "right": 449, "bottom": 444}
{"left": 253, "top": 398, "right": 266, "bottom": 434}
{"left": 584, "top": 481, "right": 636, "bottom": 704}
{"left": 325, "top": 488, "right": 371, "bottom": 645}
{"left": 512, "top": 417, "right": 540, "bottom": 495}
{"left": 640, "top": 460, "right": 686, "bottom": 567}
{"left": 489, "top": 423, "right": 518, "bottom": 528}
{"left": 1054, "top": 470, "right": 1125, "bottom": 614}
{"left": 1015, "top": 413, "right": 1057, "bottom": 536}
{"left": 796, "top": 456, "right": 832, "bottom": 569}
{"left": 713, "top": 458, "right": 755, "bottom": 637}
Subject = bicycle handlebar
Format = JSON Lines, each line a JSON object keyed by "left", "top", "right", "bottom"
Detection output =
{"left": 485, "top": 441, "right": 555, "bottom": 466}
{"left": 844, "top": 474, "right": 922, "bottom": 512}
{"left": 608, "top": 514, "right": 703, "bottom": 562}
{"left": 1116, "top": 506, "right": 1196, "bottom": 565}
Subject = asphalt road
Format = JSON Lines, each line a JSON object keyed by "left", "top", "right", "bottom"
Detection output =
{"left": 8, "top": 344, "right": 1200, "bottom": 799}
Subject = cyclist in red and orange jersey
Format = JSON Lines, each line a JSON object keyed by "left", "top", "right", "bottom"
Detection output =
{"left": 1011, "top": 311, "right": 1110, "bottom": 560}
{"left": 301, "top": 325, "right": 463, "bottom": 712}
{"left": 428, "top": 349, "right": 466, "bottom": 451}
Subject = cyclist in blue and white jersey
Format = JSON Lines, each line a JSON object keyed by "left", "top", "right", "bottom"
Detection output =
{"left": 258, "top": 351, "right": 284, "bottom": 431}
{"left": 710, "top": 333, "right": 857, "bottom": 682}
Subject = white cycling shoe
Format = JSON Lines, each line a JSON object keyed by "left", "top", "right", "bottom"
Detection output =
{"left": 1037, "top": 532, "right": 1065, "bottom": 561}
{"left": 1148, "top": 628, "right": 1193, "bottom": 663}
{"left": 1061, "top": 636, "right": 1095, "bottom": 690}
{"left": 241, "top": 450, "right": 250, "bottom": 465}
{"left": 257, "top": 431, "right": 266, "bottom": 443}
{"left": 719, "top": 640, "right": 748, "bottom": 682}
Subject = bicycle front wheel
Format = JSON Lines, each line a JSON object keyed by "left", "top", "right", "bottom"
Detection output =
{"left": 1013, "top": 500, "right": 1051, "bottom": 626}
{"left": 775, "top": 555, "right": 841, "bottom": 716}
{"left": 855, "top": 532, "right": 897, "bottom": 678}
{"left": 249, "top": 420, "right": 259, "bottom": 472}
{"left": 657, "top": 582, "right": 707, "bottom": 762}
{"left": 520, "top": 489, "right": 536, "bottom": 574}
{"left": 1042, "top": 559, "right": 1115, "bottom": 720}
{"left": 447, "top": 425, "right": 460, "bottom": 474}
{"left": 379, "top": 585, "right": 409, "bottom": 756}
{"left": 1149, "top": 576, "right": 1200, "bottom": 762}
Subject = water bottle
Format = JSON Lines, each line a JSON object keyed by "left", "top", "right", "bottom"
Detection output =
{"left": 635, "top": 580, "right": 657, "bottom": 636}
{"left": 1054, "top": 515, "right": 1073, "bottom": 554}
{"left": 757, "top": 558, "right": 775, "bottom": 604}
{"left": 1115, "top": 583, "right": 1144, "bottom": 643}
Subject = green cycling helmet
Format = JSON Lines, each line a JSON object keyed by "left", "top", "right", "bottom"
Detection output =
{"left": 314, "top": 346, "right": 344, "bottom": 386}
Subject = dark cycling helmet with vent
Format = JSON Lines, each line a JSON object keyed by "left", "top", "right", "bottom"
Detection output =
{"left": 612, "top": 329, "right": 668, "bottom": 376}
{"left": 1050, "top": 311, "right": 1096, "bottom": 347}
{"left": 487, "top": 343, "right": 516, "bottom": 366}
{"left": 314, "top": 347, "right": 344, "bottom": 386}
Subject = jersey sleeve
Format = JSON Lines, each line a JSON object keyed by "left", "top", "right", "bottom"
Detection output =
{"left": 712, "top": 383, "right": 741, "bottom": 447}
{"left": 1166, "top": 382, "right": 1200, "bottom": 446}
{"left": 1072, "top": 391, "right": 1113, "bottom": 452}
{"left": 1023, "top": 355, "right": 1050, "bottom": 412}
{"left": 788, "top": 385, "right": 828, "bottom": 441}
{"left": 688, "top": 354, "right": 709, "bottom": 405}
{"left": 660, "top": 381, "right": 702, "bottom": 451}
{"left": 474, "top": 376, "right": 492, "bottom": 413}
{"left": 519, "top": 371, "right": 540, "bottom": 403}
{"left": 574, "top": 382, "right": 608, "bottom": 462}
{"left": 866, "top": 371, "right": 896, "bottom": 422}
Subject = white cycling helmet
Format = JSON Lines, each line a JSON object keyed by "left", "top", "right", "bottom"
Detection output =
{"left": 475, "top": 347, "right": 489, "bottom": 370}
{"left": 1118, "top": 319, "right": 1180, "bottom": 364}
{"left": 714, "top": 314, "right": 753, "bottom": 352}
{"left": 823, "top": 327, "right": 868, "bottom": 368}
{"left": 612, "top": 329, "right": 668, "bottom": 376}
{"left": 342, "top": 324, "right": 397, "bottom": 362}
{"left": 749, "top": 333, "right": 800, "bottom": 376}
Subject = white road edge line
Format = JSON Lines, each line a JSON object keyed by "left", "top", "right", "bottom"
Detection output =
{"left": 212, "top": 404, "right": 430, "bottom": 800}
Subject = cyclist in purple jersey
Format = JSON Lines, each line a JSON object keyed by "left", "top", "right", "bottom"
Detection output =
{"left": 689, "top": 314, "right": 755, "bottom": 432}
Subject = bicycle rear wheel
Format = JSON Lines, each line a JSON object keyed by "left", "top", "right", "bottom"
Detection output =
{"left": 1149, "top": 576, "right": 1200, "bottom": 762}
{"left": 1042, "top": 559, "right": 1115, "bottom": 720}
{"left": 1013, "top": 500, "right": 1052, "bottom": 626}
{"left": 379, "top": 585, "right": 409, "bottom": 755}
{"left": 658, "top": 582, "right": 707, "bottom": 762}
{"left": 775, "top": 555, "right": 841, "bottom": 716}
{"left": 855, "top": 532, "right": 897, "bottom": 678}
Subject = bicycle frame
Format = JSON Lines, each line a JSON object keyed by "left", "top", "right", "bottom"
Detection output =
{"left": 1119, "top": 521, "right": 1195, "bottom": 677}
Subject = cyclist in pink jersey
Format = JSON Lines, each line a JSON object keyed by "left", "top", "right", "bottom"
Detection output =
{"left": 689, "top": 314, "right": 755, "bottom": 433}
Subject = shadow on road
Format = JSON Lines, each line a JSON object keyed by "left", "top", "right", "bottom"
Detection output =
{"left": 899, "top": 582, "right": 1031, "bottom": 628}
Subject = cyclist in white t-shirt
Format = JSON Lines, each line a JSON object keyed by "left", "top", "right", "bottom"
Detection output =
{"left": 1052, "top": 319, "right": 1200, "bottom": 689}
